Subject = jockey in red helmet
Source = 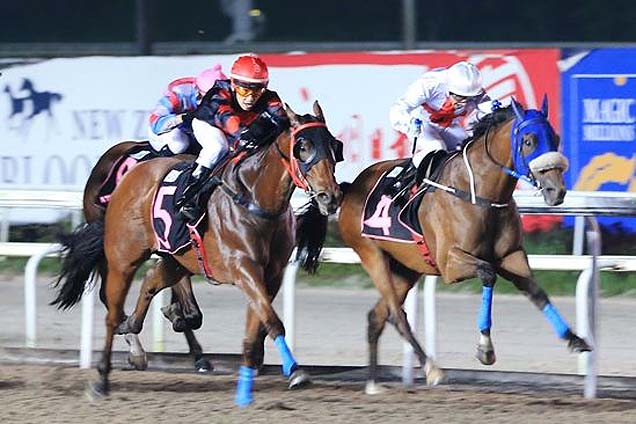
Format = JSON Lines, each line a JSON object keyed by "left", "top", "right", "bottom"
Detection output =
{"left": 175, "top": 54, "right": 289, "bottom": 221}
{"left": 148, "top": 64, "right": 226, "bottom": 156}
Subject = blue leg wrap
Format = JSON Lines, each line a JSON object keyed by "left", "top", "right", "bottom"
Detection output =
{"left": 542, "top": 303, "right": 570, "bottom": 339}
{"left": 274, "top": 335, "right": 297, "bottom": 377}
{"left": 477, "top": 285, "right": 494, "bottom": 333}
{"left": 234, "top": 365, "right": 255, "bottom": 407}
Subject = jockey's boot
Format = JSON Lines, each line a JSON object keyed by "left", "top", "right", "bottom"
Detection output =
{"left": 155, "top": 145, "right": 175, "bottom": 158}
{"left": 176, "top": 164, "right": 211, "bottom": 222}
{"left": 388, "top": 162, "right": 416, "bottom": 197}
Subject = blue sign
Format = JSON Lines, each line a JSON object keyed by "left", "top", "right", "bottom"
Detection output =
{"left": 562, "top": 48, "right": 636, "bottom": 231}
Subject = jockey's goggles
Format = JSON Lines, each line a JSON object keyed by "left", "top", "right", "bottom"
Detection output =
{"left": 450, "top": 91, "right": 484, "bottom": 104}
{"left": 232, "top": 80, "right": 267, "bottom": 97}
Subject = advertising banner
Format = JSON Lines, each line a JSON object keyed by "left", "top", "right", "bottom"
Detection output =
{"left": 562, "top": 48, "right": 636, "bottom": 230}
{"left": 0, "top": 49, "right": 559, "bottom": 221}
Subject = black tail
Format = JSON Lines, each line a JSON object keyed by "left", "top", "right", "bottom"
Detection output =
{"left": 295, "top": 202, "right": 328, "bottom": 274}
{"left": 50, "top": 220, "right": 105, "bottom": 310}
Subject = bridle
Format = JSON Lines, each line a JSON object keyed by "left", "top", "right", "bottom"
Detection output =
{"left": 277, "top": 121, "right": 333, "bottom": 197}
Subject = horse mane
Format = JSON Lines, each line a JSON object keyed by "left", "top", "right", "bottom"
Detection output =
{"left": 463, "top": 105, "right": 515, "bottom": 147}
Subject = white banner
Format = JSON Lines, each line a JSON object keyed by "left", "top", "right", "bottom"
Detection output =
{"left": 0, "top": 51, "right": 557, "bottom": 221}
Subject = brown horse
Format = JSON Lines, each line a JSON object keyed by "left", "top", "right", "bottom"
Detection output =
{"left": 335, "top": 98, "right": 591, "bottom": 393}
{"left": 82, "top": 140, "right": 211, "bottom": 372}
{"left": 52, "top": 101, "right": 342, "bottom": 406}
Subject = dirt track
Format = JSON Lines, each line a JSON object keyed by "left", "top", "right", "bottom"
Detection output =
{"left": 2, "top": 277, "right": 636, "bottom": 422}
{"left": 2, "top": 364, "right": 636, "bottom": 424}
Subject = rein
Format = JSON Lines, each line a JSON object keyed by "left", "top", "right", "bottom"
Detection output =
{"left": 216, "top": 121, "right": 328, "bottom": 219}
{"left": 418, "top": 117, "right": 522, "bottom": 209}
{"left": 485, "top": 117, "right": 543, "bottom": 188}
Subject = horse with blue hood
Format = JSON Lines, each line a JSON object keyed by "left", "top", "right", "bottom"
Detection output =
{"left": 309, "top": 96, "right": 590, "bottom": 393}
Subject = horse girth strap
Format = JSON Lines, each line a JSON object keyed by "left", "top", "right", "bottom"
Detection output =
{"left": 220, "top": 183, "right": 287, "bottom": 220}
{"left": 421, "top": 181, "right": 510, "bottom": 209}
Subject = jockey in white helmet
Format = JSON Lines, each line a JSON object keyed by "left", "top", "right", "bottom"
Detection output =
{"left": 389, "top": 61, "right": 491, "bottom": 171}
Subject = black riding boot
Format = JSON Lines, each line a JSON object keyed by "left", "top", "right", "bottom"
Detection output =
{"left": 176, "top": 164, "right": 211, "bottom": 222}
{"left": 389, "top": 162, "right": 417, "bottom": 196}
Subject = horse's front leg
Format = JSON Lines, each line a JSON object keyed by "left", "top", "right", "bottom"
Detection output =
{"left": 444, "top": 247, "right": 498, "bottom": 365}
{"left": 497, "top": 249, "right": 592, "bottom": 352}
{"left": 233, "top": 260, "right": 307, "bottom": 407}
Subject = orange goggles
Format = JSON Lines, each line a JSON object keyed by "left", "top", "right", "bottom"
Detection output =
{"left": 233, "top": 84, "right": 266, "bottom": 97}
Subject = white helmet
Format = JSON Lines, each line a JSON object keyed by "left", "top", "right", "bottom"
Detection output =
{"left": 445, "top": 61, "right": 484, "bottom": 97}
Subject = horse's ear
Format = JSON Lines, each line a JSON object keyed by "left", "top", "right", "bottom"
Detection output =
{"left": 511, "top": 97, "right": 525, "bottom": 121}
{"left": 313, "top": 100, "right": 325, "bottom": 123}
{"left": 541, "top": 94, "right": 549, "bottom": 117}
{"left": 284, "top": 103, "right": 301, "bottom": 127}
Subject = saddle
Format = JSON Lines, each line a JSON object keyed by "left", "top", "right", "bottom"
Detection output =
{"left": 97, "top": 142, "right": 159, "bottom": 206}
{"left": 390, "top": 150, "right": 451, "bottom": 207}
{"left": 97, "top": 141, "right": 202, "bottom": 207}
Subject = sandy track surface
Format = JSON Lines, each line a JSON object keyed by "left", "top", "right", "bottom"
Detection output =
{"left": 2, "top": 364, "right": 636, "bottom": 424}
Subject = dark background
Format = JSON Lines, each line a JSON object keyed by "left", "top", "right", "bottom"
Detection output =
{"left": 1, "top": 0, "right": 635, "bottom": 44}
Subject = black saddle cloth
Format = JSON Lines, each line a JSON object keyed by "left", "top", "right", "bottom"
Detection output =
{"left": 361, "top": 160, "right": 424, "bottom": 242}
{"left": 361, "top": 152, "right": 455, "bottom": 242}
{"left": 151, "top": 161, "right": 206, "bottom": 254}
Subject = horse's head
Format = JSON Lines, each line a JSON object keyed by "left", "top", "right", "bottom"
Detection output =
{"left": 510, "top": 96, "right": 568, "bottom": 206}
{"left": 284, "top": 101, "right": 343, "bottom": 215}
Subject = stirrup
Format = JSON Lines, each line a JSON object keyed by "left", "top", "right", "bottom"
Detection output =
{"left": 180, "top": 196, "right": 203, "bottom": 222}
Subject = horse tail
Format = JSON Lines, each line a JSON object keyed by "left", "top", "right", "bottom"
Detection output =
{"left": 50, "top": 219, "right": 105, "bottom": 310}
{"left": 295, "top": 202, "right": 328, "bottom": 274}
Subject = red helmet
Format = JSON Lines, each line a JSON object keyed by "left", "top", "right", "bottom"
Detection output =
{"left": 230, "top": 54, "right": 269, "bottom": 85}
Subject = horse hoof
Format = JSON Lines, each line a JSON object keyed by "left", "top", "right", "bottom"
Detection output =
{"left": 85, "top": 381, "right": 108, "bottom": 401}
{"left": 288, "top": 369, "right": 311, "bottom": 390}
{"left": 172, "top": 318, "right": 187, "bottom": 333}
{"left": 194, "top": 358, "right": 213, "bottom": 373}
{"left": 568, "top": 335, "right": 593, "bottom": 353}
{"left": 365, "top": 381, "right": 387, "bottom": 395}
{"left": 425, "top": 362, "right": 445, "bottom": 386}
{"left": 476, "top": 347, "right": 497, "bottom": 365}
{"left": 128, "top": 353, "right": 148, "bottom": 371}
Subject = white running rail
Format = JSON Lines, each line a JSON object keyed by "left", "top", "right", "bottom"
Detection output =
{"left": 2, "top": 189, "right": 636, "bottom": 398}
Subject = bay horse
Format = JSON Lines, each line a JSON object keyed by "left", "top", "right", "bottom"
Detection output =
{"left": 336, "top": 98, "right": 591, "bottom": 393}
{"left": 52, "top": 101, "right": 342, "bottom": 406}
{"left": 82, "top": 139, "right": 211, "bottom": 372}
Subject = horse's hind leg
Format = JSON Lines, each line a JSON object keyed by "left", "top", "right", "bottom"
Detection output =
{"left": 89, "top": 265, "right": 136, "bottom": 398}
{"left": 361, "top": 250, "right": 443, "bottom": 392}
{"left": 167, "top": 276, "right": 212, "bottom": 372}
{"left": 497, "top": 249, "right": 592, "bottom": 352}
{"left": 117, "top": 257, "right": 186, "bottom": 335}
{"left": 162, "top": 276, "right": 203, "bottom": 332}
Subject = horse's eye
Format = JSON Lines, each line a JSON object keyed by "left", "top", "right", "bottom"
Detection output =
{"left": 293, "top": 139, "right": 314, "bottom": 162}
{"left": 523, "top": 135, "right": 536, "bottom": 148}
